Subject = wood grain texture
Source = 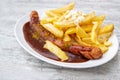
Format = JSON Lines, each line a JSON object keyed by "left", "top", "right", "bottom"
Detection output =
{"left": 0, "top": 0, "right": 120, "bottom": 80}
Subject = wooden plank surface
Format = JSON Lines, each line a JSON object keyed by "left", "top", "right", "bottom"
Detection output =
{"left": 0, "top": 0, "right": 120, "bottom": 80}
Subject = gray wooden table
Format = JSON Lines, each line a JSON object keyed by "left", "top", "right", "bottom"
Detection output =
{"left": 0, "top": 0, "right": 120, "bottom": 80}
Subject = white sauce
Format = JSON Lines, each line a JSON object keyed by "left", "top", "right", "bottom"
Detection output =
{"left": 64, "top": 11, "right": 85, "bottom": 25}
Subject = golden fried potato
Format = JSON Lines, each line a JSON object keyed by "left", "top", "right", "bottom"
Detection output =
{"left": 40, "top": 17, "right": 58, "bottom": 24}
{"left": 54, "top": 21, "right": 75, "bottom": 29}
{"left": 44, "top": 40, "right": 68, "bottom": 61}
{"left": 57, "top": 10, "right": 70, "bottom": 21}
{"left": 91, "top": 22, "right": 100, "bottom": 44}
{"left": 50, "top": 2, "right": 75, "bottom": 14}
{"left": 76, "top": 25, "right": 89, "bottom": 38}
{"left": 81, "top": 12, "right": 95, "bottom": 25}
{"left": 63, "top": 34, "right": 71, "bottom": 42}
{"left": 99, "top": 23, "right": 114, "bottom": 34}
{"left": 63, "top": 28, "right": 76, "bottom": 41}
{"left": 98, "top": 32, "right": 112, "bottom": 43}
{"left": 65, "top": 27, "right": 76, "bottom": 34}
{"left": 92, "top": 15, "right": 105, "bottom": 21}
{"left": 75, "top": 35, "right": 91, "bottom": 46}
{"left": 104, "top": 42, "right": 112, "bottom": 47}
{"left": 82, "top": 37, "right": 94, "bottom": 44}
{"left": 45, "top": 10, "right": 61, "bottom": 17}
{"left": 42, "top": 23, "right": 63, "bottom": 38}
{"left": 81, "top": 24, "right": 93, "bottom": 32}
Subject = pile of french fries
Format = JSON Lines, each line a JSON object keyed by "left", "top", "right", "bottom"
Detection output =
{"left": 42, "top": 3, "right": 114, "bottom": 61}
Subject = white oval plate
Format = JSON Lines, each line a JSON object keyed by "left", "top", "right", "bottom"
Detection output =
{"left": 14, "top": 10, "right": 119, "bottom": 68}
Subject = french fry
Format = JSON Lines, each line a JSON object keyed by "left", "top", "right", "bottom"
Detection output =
{"left": 44, "top": 40, "right": 68, "bottom": 61}
{"left": 91, "top": 22, "right": 100, "bottom": 44}
{"left": 81, "top": 24, "right": 93, "bottom": 32}
{"left": 81, "top": 12, "right": 95, "bottom": 25}
{"left": 63, "top": 28, "right": 76, "bottom": 41}
{"left": 104, "top": 41, "right": 112, "bottom": 47}
{"left": 63, "top": 34, "right": 71, "bottom": 42}
{"left": 57, "top": 10, "right": 70, "bottom": 22}
{"left": 42, "top": 23, "right": 63, "bottom": 38}
{"left": 50, "top": 2, "right": 75, "bottom": 14}
{"left": 75, "top": 35, "right": 91, "bottom": 46}
{"left": 92, "top": 15, "right": 105, "bottom": 21}
{"left": 65, "top": 27, "right": 76, "bottom": 34}
{"left": 82, "top": 37, "right": 94, "bottom": 44}
{"left": 98, "top": 32, "right": 112, "bottom": 43}
{"left": 54, "top": 21, "right": 75, "bottom": 29}
{"left": 46, "top": 10, "right": 61, "bottom": 17}
{"left": 99, "top": 23, "right": 114, "bottom": 34}
{"left": 76, "top": 24, "right": 89, "bottom": 38}
{"left": 40, "top": 17, "right": 58, "bottom": 24}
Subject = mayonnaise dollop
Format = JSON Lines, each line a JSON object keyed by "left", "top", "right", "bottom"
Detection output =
{"left": 64, "top": 11, "right": 85, "bottom": 25}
